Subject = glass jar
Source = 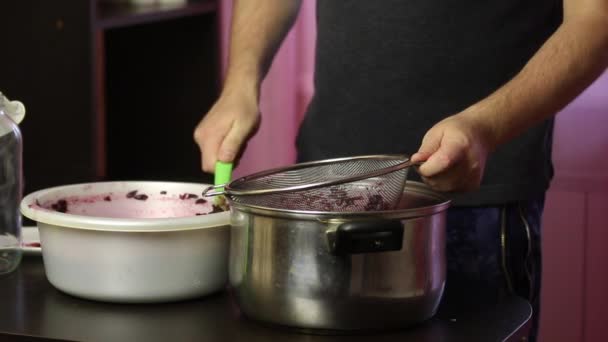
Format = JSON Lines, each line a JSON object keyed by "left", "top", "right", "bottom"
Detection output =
{"left": 0, "top": 91, "right": 25, "bottom": 275}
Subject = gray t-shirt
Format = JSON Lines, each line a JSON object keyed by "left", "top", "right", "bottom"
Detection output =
{"left": 296, "top": 0, "right": 562, "bottom": 206}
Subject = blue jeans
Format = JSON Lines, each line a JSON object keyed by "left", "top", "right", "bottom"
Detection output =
{"left": 441, "top": 198, "right": 544, "bottom": 341}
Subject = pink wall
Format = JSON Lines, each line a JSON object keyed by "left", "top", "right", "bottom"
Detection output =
{"left": 539, "top": 71, "right": 608, "bottom": 342}
{"left": 218, "top": 3, "right": 608, "bottom": 341}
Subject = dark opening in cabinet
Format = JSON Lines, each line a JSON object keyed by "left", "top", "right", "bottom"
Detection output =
{"left": 1, "top": 0, "right": 220, "bottom": 198}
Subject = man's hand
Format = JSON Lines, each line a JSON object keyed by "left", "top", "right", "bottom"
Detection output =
{"left": 411, "top": 113, "right": 495, "bottom": 193}
{"left": 193, "top": 88, "right": 260, "bottom": 173}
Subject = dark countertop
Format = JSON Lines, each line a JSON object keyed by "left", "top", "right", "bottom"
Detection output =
{"left": 0, "top": 257, "right": 531, "bottom": 342}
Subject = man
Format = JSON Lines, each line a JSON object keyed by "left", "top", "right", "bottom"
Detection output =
{"left": 194, "top": 1, "right": 608, "bottom": 340}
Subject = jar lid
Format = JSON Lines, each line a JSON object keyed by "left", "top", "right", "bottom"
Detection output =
{"left": 0, "top": 91, "right": 26, "bottom": 125}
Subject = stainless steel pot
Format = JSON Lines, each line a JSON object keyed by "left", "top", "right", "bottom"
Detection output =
{"left": 228, "top": 181, "right": 450, "bottom": 331}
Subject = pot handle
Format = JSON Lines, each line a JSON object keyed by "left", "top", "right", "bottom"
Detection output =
{"left": 328, "top": 220, "right": 404, "bottom": 255}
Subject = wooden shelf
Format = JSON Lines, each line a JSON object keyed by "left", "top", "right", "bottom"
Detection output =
{"left": 96, "top": 0, "right": 217, "bottom": 30}
{"left": 2, "top": 0, "right": 219, "bottom": 198}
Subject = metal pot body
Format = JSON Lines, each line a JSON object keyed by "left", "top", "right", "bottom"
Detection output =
{"left": 228, "top": 182, "right": 449, "bottom": 331}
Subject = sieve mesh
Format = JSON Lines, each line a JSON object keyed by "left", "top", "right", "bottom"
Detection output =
{"left": 222, "top": 155, "right": 415, "bottom": 212}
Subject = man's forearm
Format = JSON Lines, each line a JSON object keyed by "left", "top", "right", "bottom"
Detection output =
{"left": 462, "top": 5, "right": 608, "bottom": 149}
{"left": 223, "top": 0, "right": 302, "bottom": 96}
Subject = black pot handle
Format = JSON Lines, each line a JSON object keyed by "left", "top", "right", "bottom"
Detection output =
{"left": 328, "top": 220, "right": 404, "bottom": 255}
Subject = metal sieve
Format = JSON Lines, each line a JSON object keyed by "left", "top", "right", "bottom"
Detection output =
{"left": 203, "top": 155, "right": 419, "bottom": 212}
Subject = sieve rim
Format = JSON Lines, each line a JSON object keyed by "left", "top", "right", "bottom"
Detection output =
{"left": 223, "top": 154, "right": 415, "bottom": 197}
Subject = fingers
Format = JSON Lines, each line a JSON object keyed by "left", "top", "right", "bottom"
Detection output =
{"left": 417, "top": 136, "right": 468, "bottom": 177}
{"left": 194, "top": 120, "right": 227, "bottom": 173}
{"left": 419, "top": 161, "right": 478, "bottom": 192}
{"left": 194, "top": 105, "right": 260, "bottom": 173}
{"left": 410, "top": 151, "right": 431, "bottom": 163}
{"left": 418, "top": 140, "right": 482, "bottom": 192}
{"left": 415, "top": 128, "right": 442, "bottom": 158}
{"left": 412, "top": 125, "right": 442, "bottom": 164}
{"left": 418, "top": 153, "right": 451, "bottom": 177}
{"left": 414, "top": 125, "right": 473, "bottom": 191}
{"left": 218, "top": 117, "right": 256, "bottom": 162}
{"left": 413, "top": 125, "right": 452, "bottom": 177}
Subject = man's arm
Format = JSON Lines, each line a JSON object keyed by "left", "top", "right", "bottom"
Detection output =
{"left": 464, "top": 0, "right": 608, "bottom": 148}
{"left": 412, "top": 0, "right": 608, "bottom": 191}
{"left": 195, "top": 0, "right": 302, "bottom": 173}
{"left": 224, "top": 0, "right": 302, "bottom": 98}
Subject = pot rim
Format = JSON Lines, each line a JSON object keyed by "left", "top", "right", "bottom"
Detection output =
{"left": 228, "top": 181, "right": 451, "bottom": 220}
